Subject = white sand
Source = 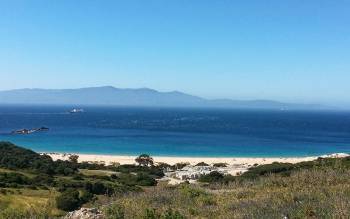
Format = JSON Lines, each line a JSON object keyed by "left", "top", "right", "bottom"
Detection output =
{"left": 45, "top": 152, "right": 349, "bottom": 166}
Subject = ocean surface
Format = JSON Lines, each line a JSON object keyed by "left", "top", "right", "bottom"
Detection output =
{"left": 0, "top": 105, "right": 350, "bottom": 157}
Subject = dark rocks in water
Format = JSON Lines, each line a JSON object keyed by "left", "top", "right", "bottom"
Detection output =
{"left": 38, "top": 126, "right": 49, "bottom": 131}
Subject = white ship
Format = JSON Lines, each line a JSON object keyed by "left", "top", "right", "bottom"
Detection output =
{"left": 70, "top": 108, "right": 84, "bottom": 113}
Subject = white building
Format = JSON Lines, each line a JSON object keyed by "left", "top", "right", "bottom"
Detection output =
{"left": 174, "top": 165, "right": 223, "bottom": 180}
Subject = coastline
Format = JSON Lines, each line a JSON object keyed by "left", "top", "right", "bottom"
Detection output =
{"left": 45, "top": 152, "right": 350, "bottom": 166}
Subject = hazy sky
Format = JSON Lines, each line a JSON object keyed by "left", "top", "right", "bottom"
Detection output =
{"left": 1, "top": 0, "right": 349, "bottom": 106}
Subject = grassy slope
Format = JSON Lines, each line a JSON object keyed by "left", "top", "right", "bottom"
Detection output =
{"left": 99, "top": 157, "right": 350, "bottom": 219}
{"left": 0, "top": 166, "right": 349, "bottom": 218}
{"left": 0, "top": 142, "right": 349, "bottom": 218}
{"left": 0, "top": 168, "right": 121, "bottom": 218}
{"left": 103, "top": 167, "right": 350, "bottom": 218}
{"left": 0, "top": 188, "right": 63, "bottom": 218}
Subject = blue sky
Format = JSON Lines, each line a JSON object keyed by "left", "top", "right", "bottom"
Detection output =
{"left": 1, "top": 0, "right": 349, "bottom": 106}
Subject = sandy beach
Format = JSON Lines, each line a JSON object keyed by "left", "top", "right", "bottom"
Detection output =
{"left": 45, "top": 152, "right": 349, "bottom": 166}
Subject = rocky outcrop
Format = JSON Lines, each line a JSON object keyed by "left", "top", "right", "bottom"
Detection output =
{"left": 64, "top": 208, "right": 104, "bottom": 219}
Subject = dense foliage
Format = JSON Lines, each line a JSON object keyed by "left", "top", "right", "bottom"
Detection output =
{"left": 0, "top": 142, "right": 164, "bottom": 214}
{"left": 0, "top": 141, "right": 77, "bottom": 175}
{"left": 241, "top": 156, "right": 350, "bottom": 178}
{"left": 55, "top": 189, "right": 82, "bottom": 211}
{"left": 135, "top": 154, "right": 154, "bottom": 167}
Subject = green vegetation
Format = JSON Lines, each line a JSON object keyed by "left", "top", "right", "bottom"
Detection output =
{"left": 195, "top": 162, "right": 209, "bottom": 166}
{"left": 198, "top": 171, "right": 224, "bottom": 183}
{"left": 0, "top": 142, "right": 164, "bottom": 218}
{"left": 103, "top": 164, "right": 350, "bottom": 218}
{"left": 1, "top": 141, "right": 350, "bottom": 218}
{"left": 135, "top": 154, "right": 154, "bottom": 167}
{"left": 212, "top": 163, "right": 228, "bottom": 167}
{"left": 56, "top": 189, "right": 82, "bottom": 211}
{"left": 101, "top": 156, "right": 350, "bottom": 218}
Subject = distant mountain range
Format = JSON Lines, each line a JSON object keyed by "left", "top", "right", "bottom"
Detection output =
{"left": 0, "top": 86, "right": 324, "bottom": 109}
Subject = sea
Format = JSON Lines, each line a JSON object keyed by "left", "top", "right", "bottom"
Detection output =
{"left": 0, "top": 105, "right": 350, "bottom": 157}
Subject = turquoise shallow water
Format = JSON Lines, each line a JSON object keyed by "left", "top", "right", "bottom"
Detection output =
{"left": 0, "top": 105, "right": 350, "bottom": 157}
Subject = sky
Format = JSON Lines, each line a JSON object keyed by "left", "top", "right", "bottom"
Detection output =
{"left": 0, "top": 0, "right": 349, "bottom": 106}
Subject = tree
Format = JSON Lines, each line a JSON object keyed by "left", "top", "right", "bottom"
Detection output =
{"left": 135, "top": 154, "right": 154, "bottom": 167}
{"left": 68, "top": 154, "right": 79, "bottom": 163}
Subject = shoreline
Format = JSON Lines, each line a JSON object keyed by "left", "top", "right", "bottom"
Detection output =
{"left": 44, "top": 152, "right": 350, "bottom": 166}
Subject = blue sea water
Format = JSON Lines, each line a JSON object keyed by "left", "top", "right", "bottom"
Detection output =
{"left": 0, "top": 105, "right": 350, "bottom": 157}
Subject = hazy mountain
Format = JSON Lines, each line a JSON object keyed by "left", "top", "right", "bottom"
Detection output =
{"left": 0, "top": 86, "right": 323, "bottom": 109}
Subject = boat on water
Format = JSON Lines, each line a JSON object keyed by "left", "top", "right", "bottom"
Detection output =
{"left": 70, "top": 108, "right": 84, "bottom": 113}
{"left": 11, "top": 127, "right": 49, "bottom": 135}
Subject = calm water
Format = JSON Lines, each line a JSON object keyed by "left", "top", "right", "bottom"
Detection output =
{"left": 0, "top": 105, "right": 350, "bottom": 157}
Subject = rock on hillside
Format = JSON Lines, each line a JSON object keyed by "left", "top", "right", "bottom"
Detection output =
{"left": 64, "top": 208, "right": 104, "bottom": 219}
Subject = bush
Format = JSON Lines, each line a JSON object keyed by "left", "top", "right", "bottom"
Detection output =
{"left": 56, "top": 189, "right": 81, "bottom": 211}
{"left": 91, "top": 182, "right": 107, "bottom": 194}
{"left": 136, "top": 173, "right": 157, "bottom": 186}
{"left": 195, "top": 162, "right": 209, "bottom": 166}
{"left": 213, "top": 163, "right": 228, "bottom": 167}
{"left": 242, "top": 162, "right": 295, "bottom": 178}
{"left": 118, "top": 173, "right": 157, "bottom": 186}
{"left": 0, "top": 172, "right": 32, "bottom": 187}
{"left": 79, "top": 189, "right": 94, "bottom": 204}
{"left": 198, "top": 171, "right": 224, "bottom": 183}
{"left": 113, "top": 164, "right": 164, "bottom": 178}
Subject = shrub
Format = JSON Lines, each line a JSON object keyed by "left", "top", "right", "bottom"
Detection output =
{"left": 0, "top": 172, "right": 32, "bottom": 187}
{"left": 91, "top": 182, "right": 107, "bottom": 195}
{"left": 56, "top": 189, "right": 81, "bottom": 211}
{"left": 195, "top": 162, "right": 209, "bottom": 166}
{"left": 113, "top": 164, "right": 164, "bottom": 178}
{"left": 198, "top": 171, "right": 224, "bottom": 183}
{"left": 213, "top": 163, "right": 228, "bottom": 167}
{"left": 242, "top": 162, "right": 295, "bottom": 178}
{"left": 79, "top": 189, "right": 94, "bottom": 204}
{"left": 136, "top": 173, "right": 157, "bottom": 186}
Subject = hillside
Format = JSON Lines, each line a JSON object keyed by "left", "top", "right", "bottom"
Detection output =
{"left": 0, "top": 86, "right": 322, "bottom": 109}
{"left": 0, "top": 142, "right": 349, "bottom": 218}
{"left": 0, "top": 142, "right": 163, "bottom": 218}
